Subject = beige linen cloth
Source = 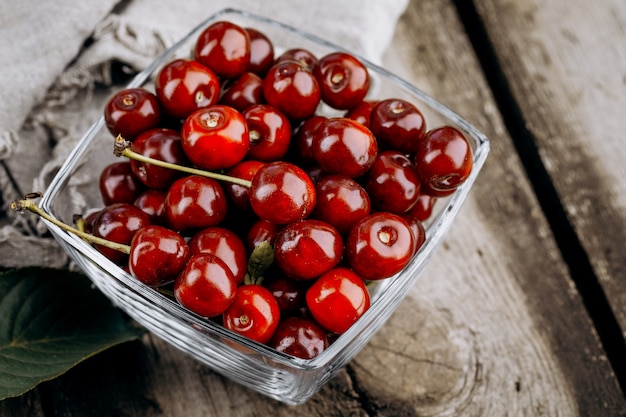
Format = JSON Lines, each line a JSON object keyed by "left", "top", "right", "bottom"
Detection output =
{"left": 0, "top": 0, "right": 408, "bottom": 269}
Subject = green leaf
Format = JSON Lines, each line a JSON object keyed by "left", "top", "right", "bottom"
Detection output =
{"left": 0, "top": 267, "right": 144, "bottom": 400}
{"left": 246, "top": 240, "right": 275, "bottom": 285}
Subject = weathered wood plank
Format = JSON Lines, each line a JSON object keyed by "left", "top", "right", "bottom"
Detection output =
{"left": 2, "top": 0, "right": 625, "bottom": 416}
{"left": 473, "top": 0, "right": 626, "bottom": 338}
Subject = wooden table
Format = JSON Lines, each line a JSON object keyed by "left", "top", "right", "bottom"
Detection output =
{"left": 2, "top": 0, "right": 626, "bottom": 415}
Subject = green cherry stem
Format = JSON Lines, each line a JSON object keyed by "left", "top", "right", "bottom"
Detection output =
{"left": 114, "top": 135, "right": 253, "bottom": 188}
{"left": 11, "top": 193, "right": 131, "bottom": 255}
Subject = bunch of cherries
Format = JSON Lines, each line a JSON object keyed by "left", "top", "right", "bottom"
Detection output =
{"left": 50, "top": 20, "right": 474, "bottom": 359}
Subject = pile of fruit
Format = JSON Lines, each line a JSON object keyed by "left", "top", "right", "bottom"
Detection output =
{"left": 47, "top": 20, "right": 474, "bottom": 359}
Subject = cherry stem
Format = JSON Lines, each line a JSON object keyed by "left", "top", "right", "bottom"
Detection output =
{"left": 114, "top": 135, "right": 253, "bottom": 188}
{"left": 10, "top": 193, "right": 131, "bottom": 255}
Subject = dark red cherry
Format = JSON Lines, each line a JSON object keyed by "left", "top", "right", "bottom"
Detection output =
{"left": 345, "top": 212, "right": 414, "bottom": 280}
{"left": 130, "top": 128, "right": 189, "bottom": 189}
{"left": 370, "top": 98, "right": 426, "bottom": 153}
{"left": 219, "top": 72, "right": 264, "bottom": 112}
{"left": 243, "top": 104, "right": 291, "bottom": 161}
{"left": 128, "top": 225, "right": 190, "bottom": 287}
{"left": 274, "top": 219, "right": 343, "bottom": 280}
{"left": 155, "top": 59, "right": 220, "bottom": 119}
{"left": 292, "top": 115, "right": 326, "bottom": 166}
{"left": 223, "top": 284, "right": 281, "bottom": 344}
{"left": 275, "top": 48, "right": 318, "bottom": 72}
{"left": 311, "top": 117, "right": 378, "bottom": 178}
{"left": 268, "top": 316, "right": 329, "bottom": 359}
{"left": 344, "top": 100, "right": 378, "bottom": 129}
{"left": 194, "top": 21, "right": 250, "bottom": 79}
{"left": 174, "top": 253, "right": 237, "bottom": 317}
{"left": 264, "top": 274, "right": 306, "bottom": 317}
{"left": 262, "top": 60, "right": 321, "bottom": 121}
{"left": 104, "top": 88, "right": 161, "bottom": 140}
{"left": 366, "top": 151, "right": 421, "bottom": 214}
{"left": 314, "top": 52, "right": 370, "bottom": 110}
{"left": 164, "top": 175, "right": 227, "bottom": 233}
{"left": 133, "top": 189, "right": 166, "bottom": 224}
{"left": 99, "top": 161, "right": 144, "bottom": 206}
{"left": 306, "top": 267, "right": 370, "bottom": 334}
{"left": 402, "top": 214, "right": 426, "bottom": 256}
{"left": 414, "top": 126, "right": 473, "bottom": 197}
{"left": 312, "top": 174, "right": 370, "bottom": 235}
{"left": 92, "top": 203, "right": 152, "bottom": 264}
{"left": 188, "top": 227, "right": 248, "bottom": 284}
{"left": 223, "top": 160, "right": 265, "bottom": 213}
{"left": 245, "top": 218, "right": 281, "bottom": 252}
{"left": 245, "top": 27, "right": 274, "bottom": 76}
{"left": 181, "top": 105, "right": 250, "bottom": 170}
{"left": 406, "top": 194, "right": 436, "bottom": 222}
{"left": 249, "top": 161, "right": 317, "bottom": 225}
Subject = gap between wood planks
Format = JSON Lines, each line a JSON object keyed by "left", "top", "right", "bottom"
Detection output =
{"left": 452, "top": 0, "right": 626, "bottom": 395}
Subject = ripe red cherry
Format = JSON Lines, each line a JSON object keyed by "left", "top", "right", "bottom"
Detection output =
{"left": 414, "top": 126, "right": 473, "bottom": 197}
{"left": 346, "top": 212, "right": 414, "bottom": 280}
{"left": 249, "top": 161, "right": 317, "bottom": 225}
{"left": 406, "top": 194, "right": 436, "bottom": 222}
{"left": 155, "top": 59, "right": 220, "bottom": 119}
{"left": 188, "top": 227, "right": 248, "bottom": 284}
{"left": 130, "top": 128, "right": 189, "bottom": 189}
{"left": 311, "top": 117, "right": 378, "bottom": 178}
{"left": 262, "top": 60, "right": 321, "bottom": 121}
{"left": 314, "top": 52, "right": 370, "bottom": 110}
{"left": 174, "top": 253, "right": 237, "bottom": 318}
{"left": 245, "top": 218, "right": 281, "bottom": 252}
{"left": 312, "top": 174, "right": 371, "bottom": 235}
{"left": 402, "top": 214, "right": 426, "bottom": 256}
{"left": 128, "top": 225, "right": 190, "bottom": 287}
{"left": 275, "top": 48, "right": 318, "bottom": 72}
{"left": 243, "top": 104, "right": 291, "bottom": 161}
{"left": 181, "top": 105, "right": 250, "bottom": 170}
{"left": 369, "top": 98, "right": 426, "bottom": 153}
{"left": 264, "top": 274, "right": 306, "bottom": 317}
{"left": 365, "top": 151, "right": 421, "bottom": 214}
{"left": 220, "top": 72, "right": 264, "bottom": 112}
{"left": 274, "top": 219, "right": 343, "bottom": 280}
{"left": 99, "top": 161, "right": 144, "bottom": 206}
{"left": 194, "top": 21, "right": 250, "bottom": 79}
{"left": 133, "top": 189, "right": 167, "bottom": 224}
{"left": 245, "top": 27, "right": 274, "bottom": 76}
{"left": 223, "top": 160, "right": 265, "bottom": 213}
{"left": 292, "top": 115, "right": 327, "bottom": 166}
{"left": 104, "top": 87, "right": 161, "bottom": 140}
{"left": 306, "top": 267, "right": 370, "bottom": 334}
{"left": 268, "top": 316, "right": 329, "bottom": 359}
{"left": 92, "top": 203, "right": 152, "bottom": 264}
{"left": 164, "top": 175, "right": 227, "bottom": 233}
{"left": 223, "top": 284, "right": 281, "bottom": 344}
{"left": 344, "top": 100, "right": 378, "bottom": 129}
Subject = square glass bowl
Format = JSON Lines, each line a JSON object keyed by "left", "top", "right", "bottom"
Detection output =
{"left": 39, "top": 8, "right": 489, "bottom": 405}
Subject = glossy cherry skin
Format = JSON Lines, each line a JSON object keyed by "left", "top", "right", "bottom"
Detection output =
{"left": 164, "top": 175, "right": 228, "bottom": 233}
{"left": 219, "top": 72, "right": 264, "bottom": 112}
{"left": 402, "top": 214, "right": 427, "bottom": 256}
{"left": 104, "top": 87, "right": 161, "bottom": 140}
{"left": 174, "top": 253, "right": 237, "bottom": 318}
{"left": 188, "top": 227, "right": 248, "bottom": 283}
{"left": 314, "top": 52, "right": 370, "bottom": 110}
{"left": 194, "top": 21, "right": 250, "bottom": 79}
{"left": 311, "top": 117, "right": 378, "bottom": 178}
{"left": 344, "top": 100, "right": 378, "bottom": 129}
{"left": 92, "top": 203, "right": 152, "bottom": 264}
{"left": 262, "top": 60, "right": 321, "bottom": 121}
{"left": 223, "top": 284, "right": 281, "bottom": 344}
{"left": 263, "top": 274, "right": 306, "bottom": 317}
{"left": 292, "top": 115, "right": 326, "bottom": 166}
{"left": 414, "top": 126, "right": 473, "bottom": 197}
{"left": 275, "top": 48, "right": 318, "bottom": 72}
{"left": 406, "top": 194, "right": 436, "bottom": 222}
{"left": 249, "top": 161, "right": 317, "bottom": 225}
{"left": 306, "top": 267, "right": 370, "bottom": 334}
{"left": 312, "top": 174, "right": 371, "bottom": 235}
{"left": 245, "top": 218, "right": 282, "bottom": 252}
{"left": 370, "top": 98, "right": 426, "bottom": 153}
{"left": 155, "top": 59, "right": 220, "bottom": 119}
{"left": 366, "top": 151, "right": 421, "bottom": 214}
{"left": 243, "top": 104, "right": 291, "bottom": 161}
{"left": 245, "top": 27, "right": 274, "bottom": 76}
{"left": 274, "top": 219, "right": 344, "bottom": 280}
{"left": 223, "top": 160, "right": 265, "bottom": 213}
{"left": 130, "top": 128, "right": 189, "bottom": 189}
{"left": 99, "top": 161, "right": 144, "bottom": 206}
{"left": 133, "top": 189, "right": 167, "bottom": 224}
{"left": 268, "top": 316, "right": 329, "bottom": 359}
{"left": 128, "top": 225, "right": 190, "bottom": 287}
{"left": 346, "top": 212, "right": 414, "bottom": 280}
{"left": 181, "top": 105, "right": 250, "bottom": 170}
